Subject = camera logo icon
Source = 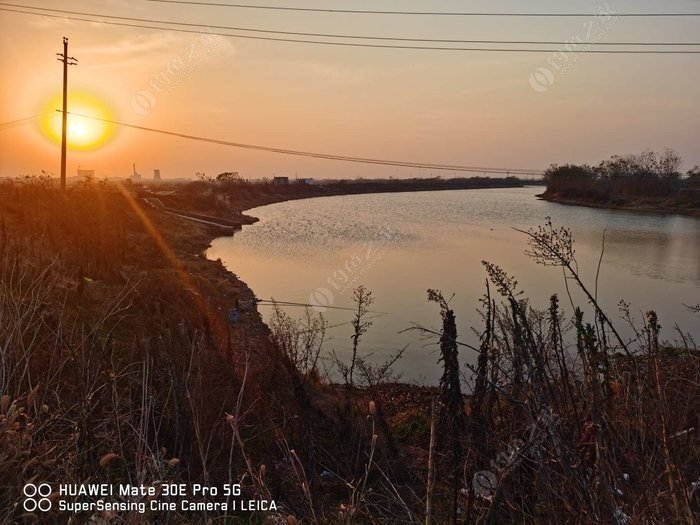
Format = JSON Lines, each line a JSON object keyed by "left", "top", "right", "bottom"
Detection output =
{"left": 23, "top": 483, "right": 52, "bottom": 512}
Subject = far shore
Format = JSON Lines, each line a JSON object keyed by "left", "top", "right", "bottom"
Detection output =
{"left": 147, "top": 177, "right": 543, "bottom": 227}
{"left": 538, "top": 191, "right": 700, "bottom": 218}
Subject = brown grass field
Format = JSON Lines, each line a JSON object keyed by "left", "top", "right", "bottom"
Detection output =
{"left": 1, "top": 177, "right": 699, "bottom": 523}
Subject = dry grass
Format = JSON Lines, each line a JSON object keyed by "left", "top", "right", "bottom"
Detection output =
{"left": 1, "top": 180, "right": 698, "bottom": 523}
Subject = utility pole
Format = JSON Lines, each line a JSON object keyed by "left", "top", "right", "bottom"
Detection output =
{"left": 57, "top": 37, "right": 78, "bottom": 190}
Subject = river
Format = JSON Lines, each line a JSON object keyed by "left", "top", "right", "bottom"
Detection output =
{"left": 207, "top": 187, "right": 700, "bottom": 384}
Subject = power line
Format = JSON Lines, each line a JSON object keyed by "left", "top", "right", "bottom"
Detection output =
{"left": 0, "top": 113, "right": 48, "bottom": 131}
{"left": 2, "top": 3, "right": 699, "bottom": 46}
{"left": 63, "top": 111, "right": 544, "bottom": 175}
{"left": 144, "top": 0, "right": 700, "bottom": 17}
{"left": 3, "top": 6, "right": 700, "bottom": 53}
{"left": 256, "top": 299, "right": 388, "bottom": 315}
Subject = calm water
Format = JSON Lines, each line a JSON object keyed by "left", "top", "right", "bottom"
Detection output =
{"left": 208, "top": 187, "right": 700, "bottom": 384}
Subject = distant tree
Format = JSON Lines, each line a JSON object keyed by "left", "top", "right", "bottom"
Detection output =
{"left": 545, "top": 150, "right": 687, "bottom": 200}
{"left": 597, "top": 149, "right": 682, "bottom": 179}
{"left": 544, "top": 164, "right": 595, "bottom": 182}
{"left": 14, "top": 171, "right": 54, "bottom": 189}
{"left": 658, "top": 148, "right": 682, "bottom": 179}
{"left": 76, "top": 172, "right": 95, "bottom": 189}
{"left": 544, "top": 164, "right": 596, "bottom": 196}
{"left": 216, "top": 171, "right": 241, "bottom": 183}
{"left": 635, "top": 149, "right": 661, "bottom": 176}
{"left": 195, "top": 171, "right": 215, "bottom": 184}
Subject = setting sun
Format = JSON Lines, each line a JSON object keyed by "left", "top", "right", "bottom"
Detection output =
{"left": 39, "top": 91, "right": 115, "bottom": 151}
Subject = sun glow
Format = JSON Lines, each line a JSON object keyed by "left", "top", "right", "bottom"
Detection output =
{"left": 39, "top": 91, "right": 115, "bottom": 151}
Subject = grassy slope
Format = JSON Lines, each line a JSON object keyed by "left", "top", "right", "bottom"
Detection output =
{"left": 0, "top": 182, "right": 433, "bottom": 522}
{"left": 0, "top": 183, "right": 303, "bottom": 518}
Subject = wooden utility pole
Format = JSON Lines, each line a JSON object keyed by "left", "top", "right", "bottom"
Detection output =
{"left": 57, "top": 37, "right": 78, "bottom": 190}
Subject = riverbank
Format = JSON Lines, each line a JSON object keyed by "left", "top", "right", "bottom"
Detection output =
{"left": 0, "top": 181, "right": 444, "bottom": 522}
{"left": 538, "top": 189, "right": 700, "bottom": 217}
{"left": 146, "top": 176, "right": 539, "bottom": 226}
{"left": 3, "top": 181, "right": 699, "bottom": 523}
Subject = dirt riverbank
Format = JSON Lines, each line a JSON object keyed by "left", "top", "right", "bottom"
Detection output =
{"left": 538, "top": 190, "right": 700, "bottom": 217}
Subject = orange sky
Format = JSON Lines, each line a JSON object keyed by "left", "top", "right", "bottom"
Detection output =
{"left": 1, "top": 1, "right": 699, "bottom": 180}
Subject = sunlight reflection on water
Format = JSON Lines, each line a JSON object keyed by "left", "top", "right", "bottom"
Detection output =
{"left": 208, "top": 187, "right": 700, "bottom": 385}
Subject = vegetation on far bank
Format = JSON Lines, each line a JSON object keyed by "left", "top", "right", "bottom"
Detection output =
{"left": 1, "top": 178, "right": 699, "bottom": 523}
{"left": 134, "top": 173, "right": 529, "bottom": 219}
{"left": 541, "top": 149, "right": 700, "bottom": 214}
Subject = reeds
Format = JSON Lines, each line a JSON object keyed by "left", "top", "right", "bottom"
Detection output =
{"left": 1, "top": 182, "right": 698, "bottom": 523}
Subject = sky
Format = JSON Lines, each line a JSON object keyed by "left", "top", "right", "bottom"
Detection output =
{"left": 0, "top": 0, "right": 699, "bottom": 180}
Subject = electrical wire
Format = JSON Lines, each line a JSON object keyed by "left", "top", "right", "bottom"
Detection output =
{"left": 144, "top": 0, "right": 700, "bottom": 17}
{"left": 0, "top": 113, "right": 48, "bottom": 131}
{"left": 63, "top": 111, "right": 545, "bottom": 175}
{"left": 3, "top": 6, "right": 700, "bottom": 53}
{"left": 1, "top": 3, "right": 699, "bottom": 46}
{"left": 254, "top": 300, "right": 389, "bottom": 333}
{"left": 256, "top": 299, "right": 388, "bottom": 315}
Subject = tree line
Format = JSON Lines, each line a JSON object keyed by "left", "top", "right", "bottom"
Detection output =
{"left": 544, "top": 149, "right": 700, "bottom": 201}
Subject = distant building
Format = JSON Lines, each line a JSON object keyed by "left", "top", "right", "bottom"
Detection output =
{"left": 131, "top": 163, "right": 141, "bottom": 181}
{"left": 273, "top": 176, "right": 289, "bottom": 185}
{"left": 154, "top": 169, "right": 161, "bottom": 181}
{"left": 298, "top": 178, "right": 314, "bottom": 185}
{"left": 77, "top": 168, "right": 94, "bottom": 178}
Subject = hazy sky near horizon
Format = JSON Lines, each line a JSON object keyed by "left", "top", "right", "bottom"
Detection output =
{"left": 1, "top": 0, "right": 699, "bottom": 180}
